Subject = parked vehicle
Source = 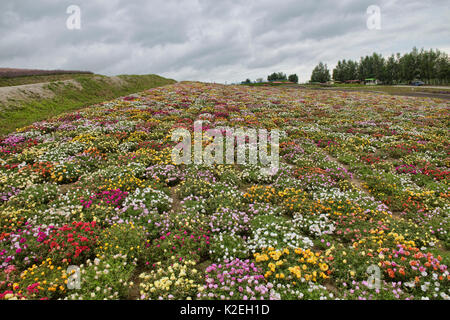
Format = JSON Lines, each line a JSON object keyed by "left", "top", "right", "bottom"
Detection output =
{"left": 410, "top": 80, "right": 425, "bottom": 86}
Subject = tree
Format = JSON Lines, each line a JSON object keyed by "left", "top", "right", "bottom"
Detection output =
{"left": 328, "top": 47, "right": 449, "bottom": 85}
{"left": 288, "top": 74, "right": 298, "bottom": 83}
{"left": 268, "top": 72, "right": 287, "bottom": 81}
{"left": 346, "top": 60, "right": 358, "bottom": 80}
{"left": 384, "top": 54, "right": 399, "bottom": 84}
{"left": 435, "top": 51, "right": 450, "bottom": 84}
{"left": 241, "top": 78, "right": 251, "bottom": 84}
{"left": 310, "top": 62, "right": 331, "bottom": 83}
{"left": 333, "top": 59, "right": 358, "bottom": 82}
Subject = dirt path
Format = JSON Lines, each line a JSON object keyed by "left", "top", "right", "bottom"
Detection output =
{"left": 0, "top": 79, "right": 82, "bottom": 107}
{"left": 388, "top": 91, "right": 450, "bottom": 100}
{"left": 325, "top": 154, "right": 371, "bottom": 196}
{"left": 324, "top": 152, "right": 405, "bottom": 220}
{"left": 127, "top": 186, "right": 182, "bottom": 299}
{"left": 127, "top": 265, "right": 145, "bottom": 300}
{"left": 169, "top": 186, "right": 182, "bottom": 214}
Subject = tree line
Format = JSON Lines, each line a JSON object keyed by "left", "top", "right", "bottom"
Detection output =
{"left": 267, "top": 72, "right": 298, "bottom": 83}
{"left": 241, "top": 72, "right": 298, "bottom": 84}
{"left": 241, "top": 48, "right": 449, "bottom": 85}
{"left": 330, "top": 47, "right": 450, "bottom": 85}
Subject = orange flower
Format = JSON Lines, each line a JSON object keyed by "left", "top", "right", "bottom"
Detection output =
{"left": 387, "top": 269, "right": 395, "bottom": 278}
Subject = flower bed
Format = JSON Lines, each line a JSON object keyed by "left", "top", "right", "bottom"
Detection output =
{"left": 0, "top": 82, "right": 448, "bottom": 300}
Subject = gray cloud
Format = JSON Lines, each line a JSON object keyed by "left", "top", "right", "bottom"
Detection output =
{"left": 0, "top": 0, "right": 449, "bottom": 83}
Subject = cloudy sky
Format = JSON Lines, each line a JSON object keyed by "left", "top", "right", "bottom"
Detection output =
{"left": 1, "top": 0, "right": 449, "bottom": 83}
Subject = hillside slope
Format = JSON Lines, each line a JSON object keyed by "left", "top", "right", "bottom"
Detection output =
{"left": 0, "top": 74, "right": 176, "bottom": 135}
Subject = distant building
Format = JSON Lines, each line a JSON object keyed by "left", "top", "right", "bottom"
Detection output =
{"left": 345, "top": 80, "right": 362, "bottom": 84}
{"left": 364, "top": 78, "right": 382, "bottom": 85}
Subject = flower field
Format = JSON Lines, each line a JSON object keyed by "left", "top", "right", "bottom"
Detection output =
{"left": 0, "top": 82, "right": 449, "bottom": 300}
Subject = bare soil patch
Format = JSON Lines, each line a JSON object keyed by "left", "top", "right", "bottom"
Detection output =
{"left": 0, "top": 79, "right": 81, "bottom": 107}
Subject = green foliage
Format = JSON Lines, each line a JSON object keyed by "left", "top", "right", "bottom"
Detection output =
{"left": 0, "top": 74, "right": 176, "bottom": 135}
{"left": 0, "top": 73, "right": 94, "bottom": 87}
{"left": 268, "top": 72, "right": 288, "bottom": 81}
{"left": 332, "top": 47, "right": 450, "bottom": 84}
{"left": 310, "top": 62, "right": 331, "bottom": 83}
{"left": 288, "top": 74, "right": 299, "bottom": 83}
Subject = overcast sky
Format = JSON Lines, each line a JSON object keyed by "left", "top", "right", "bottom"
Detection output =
{"left": 1, "top": 0, "right": 449, "bottom": 83}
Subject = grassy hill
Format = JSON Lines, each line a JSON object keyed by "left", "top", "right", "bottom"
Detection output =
{"left": 0, "top": 74, "right": 176, "bottom": 135}
{"left": 0, "top": 73, "right": 95, "bottom": 87}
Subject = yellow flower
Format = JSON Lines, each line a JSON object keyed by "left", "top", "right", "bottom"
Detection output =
{"left": 319, "top": 263, "right": 329, "bottom": 272}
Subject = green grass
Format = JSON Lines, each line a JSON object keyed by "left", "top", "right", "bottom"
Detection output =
{"left": 0, "top": 74, "right": 176, "bottom": 136}
{"left": 0, "top": 73, "right": 95, "bottom": 87}
{"left": 241, "top": 82, "right": 450, "bottom": 101}
{"left": 254, "top": 82, "right": 450, "bottom": 96}
{"left": 302, "top": 83, "right": 450, "bottom": 94}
